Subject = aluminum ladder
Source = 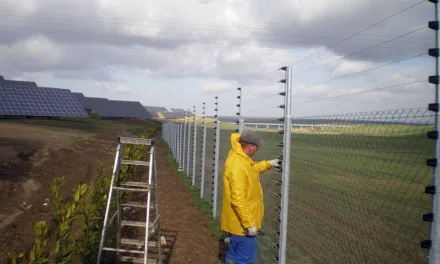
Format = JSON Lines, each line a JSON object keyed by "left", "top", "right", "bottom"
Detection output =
{"left": 97, "top": 136, "right": 163, "bottom": 264}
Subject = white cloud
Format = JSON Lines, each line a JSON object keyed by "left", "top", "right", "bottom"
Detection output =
{"left": 201, "top": 81, "right": 236, "bottom": 93}
{"left": 0, "top": 0, "right": 433, "bottom": 117}
{"left": 331, "top": 60, "right": 376, "bottom": 78}
{"left": 114, "top": 85, "right": 132, "bottom": 94}
{"left": 95, "top": 81, "right": 111, "bottom": 92}
{"left": 95, "top": 81, "right": 132, "bottom": 94}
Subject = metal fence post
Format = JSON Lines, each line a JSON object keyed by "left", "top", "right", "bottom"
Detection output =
{"left": 192, "top": 121, "right": 198, "bottom": 186}
{"left": 426, "top": 1, "right": 440, "bottom": 263}
{"left": 182, "top": 121, "right": 187, "bottom": 171}
{"left": 213, "top": 96, "right": 220, "bottom": 218}
{"left": 191, "top": 106, "right": 197, "bottom": 185}
{"left": 175, "top": 123, "right": 178, "bottom": 160}
{"left": 173, "top": 123, "right": 177, "bottom": 159}
{"left": 175, "top": 123, "right": 178, "bottom": 159}
{"left": 200, "top": 102, "right": 207, "bottom": 198}
{"left": 278, "top": 66, "right": 293, "bottom": 264}
{"left": 237, "top": 87, "right": 242, "bottom": 133}
{"left": 187, "top": 117, "right": 192, "bottom": 176}
{"left": 239, "top": 118, "right": 245, "bottom": 134}
{"left": 178, "top": 123, "right": 183, "bottom": 170}
{"left": 201, "top": 122, "right": 207, "bottom": 198}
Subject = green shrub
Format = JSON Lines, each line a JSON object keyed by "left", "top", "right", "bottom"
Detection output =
{"left": 8, "top": 126, "right": 159, "bottom": 263}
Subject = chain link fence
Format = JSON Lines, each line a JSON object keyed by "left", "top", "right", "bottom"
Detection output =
{"left": 286, "top": 108, "right": 435, "bottom": 264}
{"left": 162, "top": 106, "right": 436, "bottom": 263}
{"left": 246, "top": 124, "right": 285, "bottom": 263}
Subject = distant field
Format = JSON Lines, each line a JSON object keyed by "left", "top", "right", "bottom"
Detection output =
{"left": 204, "top": 122, "right": 434, "bottom": 263}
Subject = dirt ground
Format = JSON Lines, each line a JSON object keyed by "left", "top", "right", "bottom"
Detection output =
{"left": 156, "top": 139, "right": 224, "bottom": 264}
{"left": 0, "top": 118, "right": 223, "bottom": 263}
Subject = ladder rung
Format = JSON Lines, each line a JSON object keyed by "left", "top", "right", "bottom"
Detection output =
{"left": 121, "top": 160, "right": 151, "bottom": 166}
{"left": 102, "top": 247, "right": 146, "bottom": 254}
{"left": 121, "top": 238, "right": 157, "bottom": 247}
{"left": 118, "top": 137, "right": 154, "bottom": 146}
{"left": 121, "top": 181, "right": 151, "bottom": 188}
{"left": 121, "top": 202, "right": 154, "bottom": 208}
{"left": 120, "top": 220, "right": 154, "bottom": 228}
{"left": 120, "top": 256, "right": 158, "bottom": 264}
{"left": 113, "top": 187, "right": 150, "bottom": 192}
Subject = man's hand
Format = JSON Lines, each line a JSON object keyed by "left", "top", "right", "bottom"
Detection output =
{"left": 247, "top": 225, "right": 257, "bottom": 236}
{"left": 269, "top": 159, "right": 281, "bottom": 168}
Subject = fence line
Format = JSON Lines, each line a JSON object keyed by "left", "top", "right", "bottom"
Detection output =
{"left": 162, "top": 106, "right": 437, "bottom": 263}
{"left": 160, "top": 2, "right": 439, "bottom": 263}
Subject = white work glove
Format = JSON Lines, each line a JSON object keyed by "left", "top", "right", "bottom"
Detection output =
{"left": 269, "top": 159, "right": 281, "bottom": 168}
{"left": 247, "top": 225, "right": 257, "bottom": 236}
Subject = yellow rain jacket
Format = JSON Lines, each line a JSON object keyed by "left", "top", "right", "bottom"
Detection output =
{"left": 220, "top": 133, "right": 272, "bottom": 236}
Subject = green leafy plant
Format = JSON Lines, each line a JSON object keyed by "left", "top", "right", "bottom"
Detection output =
{"left": 7, "top": 126, "right": 160, "bottom": 263}
{"left": 29, "top": 221, "right": 50, "bottom": 264}
{"left": 7, "top": 252, "right": 25, "bottom": 264}
{"left": 75, "top": 163, "right": 110, "bottom": 263}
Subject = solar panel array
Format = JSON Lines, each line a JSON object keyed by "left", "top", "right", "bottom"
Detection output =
{"left": 72, "top": 94, "right": 152, "bottom": 118}
{"left": 170, "top": 108, "right": 185, "bottom": 112}
{"left": 144, "top": 106, "right": 168, "bottom": 117}
{"left": 4, "top": 80, "right": 38, "bottom": 87}
{"left": 164, "top": 111, "right": 187, "bottom": 119}
{"left": 1, "top": 75, "right": 158, "bottom": 119}
{"left": 0, "top": 84, "right": 89, "bottom": 117}
{"left": 155, "top": 107, "right": 168, "bottom": 113}
{"left": 106, "top": 100, "right": 152, "bottom": 118}
{"left": 72, "top": 92, "right": 92, "bottom": 109}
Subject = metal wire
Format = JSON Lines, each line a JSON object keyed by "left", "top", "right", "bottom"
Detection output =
{"left": 241, "top": 123, "right": 284, "bottom": 264}
{"left": 287, "top": 107, "right": 434, "bottom": 263}
{"left": 203, "top": 123, "right": 215, "bottom": 203}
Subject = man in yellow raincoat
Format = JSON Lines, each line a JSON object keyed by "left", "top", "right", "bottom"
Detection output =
{"left": 220, "top": 130, "right": 281, "bottom": 264}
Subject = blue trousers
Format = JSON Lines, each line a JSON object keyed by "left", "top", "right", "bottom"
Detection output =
{"left": 225, "top": 233, "right": 258, "bottom": 264}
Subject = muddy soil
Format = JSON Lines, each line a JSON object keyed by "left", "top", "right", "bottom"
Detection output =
{"left": 155, "top": 138, "right": 223, "bottom": 264}
{"left": 0, "top": 119, "right": 141, "bottom": 262}
{"left": 0, "top": 119, "right": 227, "bottom": 264}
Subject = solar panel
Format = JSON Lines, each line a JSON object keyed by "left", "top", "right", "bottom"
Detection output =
{"left": 107, "top": 100, "right": 152, "bottom": 118}
{"left": 72, "top": 92, "right": 90, "bottom": 109}
{"left": 82, "top": 97, "right": 151, "bottom": 118}
{"left": 171, "top": 108, "right": 185, "bottom": 112}
{"left": 82, "top": 97, "right": 113, "bottom": 117}
{"left": 0, "top": 84, "right": 89, "bottom": 117}
{"left": 144, "top": 106, "right": 165, "bottom": 117}
{"left": 156, "top": 107, "right": 168, "bottom": 113}
{"left": 4, "top": 80, "right": 38, "bottom": 87}
{"left": 164, "top": 111, "right": 187, "bottom": 119}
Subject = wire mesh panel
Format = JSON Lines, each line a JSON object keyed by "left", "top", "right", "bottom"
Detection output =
{"left": 238, "top": 124, "right": 284, "bottom": 263}
{"left": 195, "top": 123, "right": 203, "bottom": 189}
{"left": 203, "top": 123, "right": 215, "bottom": 203}
{"left": 179, "top": 123, "right": 186, "bottom": 170}
{"left": 186, "top": 122, "right": 193, "bottom": 177}
{"left": 182, "top": 122, "right": 189, "bottom": 172}
{"left": 286, "top": 108, "right": 434, "bottom": 263}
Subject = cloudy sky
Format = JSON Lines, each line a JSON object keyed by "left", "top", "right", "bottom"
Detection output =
{"left": 0, "top": 0, "right": 435, "bottom": 118}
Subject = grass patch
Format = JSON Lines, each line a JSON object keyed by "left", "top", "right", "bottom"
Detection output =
{"left": 159, "top": 137, "right": 227, "bottom": 241}
{"left": 168, "top": 119, "right": 434, "bottom": 262}
{"left": 72, "top": 136, "right": 87, "bottom": 143}
{"left": 61, "top": 117, "right": 159, "bottom": 132}
{"left": 208, "top": 123, "right": 433, "bottom": 263}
